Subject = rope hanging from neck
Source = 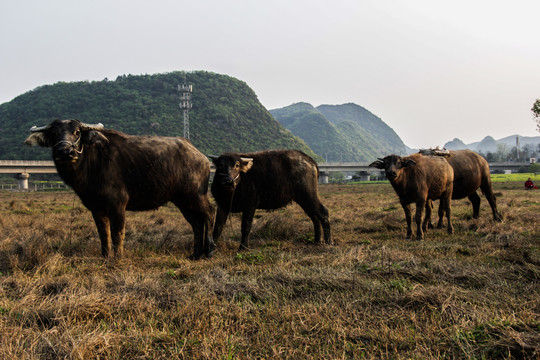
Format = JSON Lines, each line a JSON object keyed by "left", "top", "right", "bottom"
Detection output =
{"left": 223, "top": 173, "right": 239, "bottom": 239}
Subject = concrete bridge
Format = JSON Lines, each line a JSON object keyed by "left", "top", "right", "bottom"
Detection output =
{"left": 0, "top": 160, "right": 58, "bottom": 189}
{"left": 0, "top": 160, "right": 531, "bottom": 189}
{"left": 316, "top": 161, "right": 530, "bottom": 183}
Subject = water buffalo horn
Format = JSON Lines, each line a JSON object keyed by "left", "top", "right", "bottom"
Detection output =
{"left": 369, "top": 159, "right": 384, "bottom": 168}
{"left": 80, "top": 122, "right": 104, "bottom": 130}
{"left": 29, "top": 125, "right": 49, "bottom": 132}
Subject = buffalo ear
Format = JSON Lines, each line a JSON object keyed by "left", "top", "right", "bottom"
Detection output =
{"left": 24, "top": 133, "right": 50, "bottom": 147}
{"left": 369, "top": 160, "right": 385, "bottom": 169}
{"left": 240, "top": 157, "right": 253, "bottom": 173}
{"left": 402, "top": 159, "right": 416, "bottom": 167}
{"left": 83, "top": 131, "right": 108, "bottom": 145}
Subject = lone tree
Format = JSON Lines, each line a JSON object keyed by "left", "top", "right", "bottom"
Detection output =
{"left": 532, "top": 99, "right": 540, "bottom": 132}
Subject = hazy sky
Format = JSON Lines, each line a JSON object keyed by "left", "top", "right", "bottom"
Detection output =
{"left": 1, "top": 0, "right": 539, "bottom": 149}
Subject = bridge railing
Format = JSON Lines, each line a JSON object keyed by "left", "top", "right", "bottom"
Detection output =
{"left": 0, "top": 182, "right": 69, "bottom": 192}
{"left": 0, "top": 160, "right": 55, "bottom": 166}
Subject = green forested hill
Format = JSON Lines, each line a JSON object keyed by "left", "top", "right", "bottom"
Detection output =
{"left": 318, "top": 103, "right": 407, "bottom": 155}
{"left": 0, "top": 71, "right": 318, "bottom": 160}
{"left": 270, "top": 102, "right": 408, "bottom": 162}
{"left": 270, "top": 103, "right": 361, "bottom": 161}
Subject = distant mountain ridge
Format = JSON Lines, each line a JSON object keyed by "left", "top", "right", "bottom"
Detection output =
{"left": 444, "top": 135, "right": 540, "bottom": 153}
{"left": 270, "top": 102, "right": 408, "bottom": 162}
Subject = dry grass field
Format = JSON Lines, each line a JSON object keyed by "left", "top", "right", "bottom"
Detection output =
{"left": 0, "top": 181, "right": 538, "bottom": 359}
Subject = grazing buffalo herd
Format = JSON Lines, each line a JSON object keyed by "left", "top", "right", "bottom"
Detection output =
{"left": 25, "top": 119, "right": 502, "bottom": 259}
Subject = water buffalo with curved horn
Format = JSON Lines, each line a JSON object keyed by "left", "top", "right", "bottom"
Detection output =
{"left": 419, "top": 149, "right": 503, "bottom": 226}
{"left": 209, "top": 150, "right": 331, "bottom": 250}
{"left": 370, "top": 153, "right": 454, "bottom": 240}
{"left": 25, "top": 119, "right": 215, "bottom": 259}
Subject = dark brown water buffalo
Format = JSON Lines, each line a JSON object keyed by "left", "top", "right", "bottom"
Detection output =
{"left": 420, "top": 149, "right": 503, "bottom": 226}
{"left": 370, "top": 153, "right": 454, "bottom": 240}
{"left": 24, "top": 119, "right": 214, "bottom": 259}
{"left": 209, "top": 150, "right": 331, "bottom": 250}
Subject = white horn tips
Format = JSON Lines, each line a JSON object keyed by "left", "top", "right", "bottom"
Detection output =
{"left": 29, "top": 125, "right": 49, "bottom": 132}
{"left": 80, "top": 122, "right": 105, "bottom": 130}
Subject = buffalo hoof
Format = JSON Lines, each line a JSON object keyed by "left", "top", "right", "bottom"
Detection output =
{"left": 237, "top": 244, "right": 249, "bottom": 252}
{"left": 205, "top": 241, "right": 216, "bottom": 259}
{"left": 188, "top": 253, "right": 203, "bottom": 260}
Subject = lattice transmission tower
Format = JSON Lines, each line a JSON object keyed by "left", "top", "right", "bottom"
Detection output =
{"left": 178, "top": 80, "right": 192, "bottom": 139}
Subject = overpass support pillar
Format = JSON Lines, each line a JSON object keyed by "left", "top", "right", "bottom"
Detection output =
{"left": 319, "top": 172, "right": 329, "bottom": 184}
{"left": 16, "top": 173, "right": 30, "bottom": 190}
{"left": 357, "top": 171, "right": 370, "bottom": 181}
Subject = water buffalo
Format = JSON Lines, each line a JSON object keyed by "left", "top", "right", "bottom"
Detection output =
{"left": 209, "top": 150, "right": 331, "bottom": 250}
{"left": 24, "top": 119, "right": 215, "bottom": 259}
{"left": 420, "top": 149, "right": 503, "bottom": 226}
{"left": 370, "top": 153, "right": 454, "bottom": 240}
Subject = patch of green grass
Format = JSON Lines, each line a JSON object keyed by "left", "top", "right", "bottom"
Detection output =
{"left": 294, "top": 233, "right": 315, "bottom": 243}
{"left": 491, "top": 172, "right": 539, "bottom": 182}
{"left": 381, "top": 205, "right": 398, "bottom": 212}
{"left": 388, "top": 279, "right": 412, "bottom": 293}
{"left": 234, "top": 251, "right": 266, "bottom": 265}
{"left": 454, "top": 325, "right": 493, "bottom": 346}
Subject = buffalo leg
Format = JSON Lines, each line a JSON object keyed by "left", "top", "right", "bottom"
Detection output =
{"left": 296, "top": 193, "right": 332, "bottom": 244}
{"left": 320, "top": 204, "right": 332, "bottom": 244}
{"left": 414, "top": 198, "right": 426, "bottom": 240}
{"left": 109, "top": 210, "right": 126, "bottom": 258}
{"left": 297, "top": 202, "right": 322, "bottom": 244}
{"left": 186, "top": 213, "right": 205, "bottom": 259}
{"left": 202, "top": 209, "right": 215, "bottom": 258}
{"left": 179, "top": 209, "right": 204, "bottom": 259}
{"left": 308, "top": 202, "right": 332, "bottom": 244}
{"left": 436, "top": 202, "right": 445, "bottom": 229}
{"left": 307, "top": 213, "right": 323, "bottom": 244}
{"left": 480, "top": 183, "right": 503, "bottom": 222}
{"left": 442, "top": 195, "right": 454, "bottom": 234}
{"left": 310, "top": 204, "right": 331, "bottom": 244}
{"left": 176, "top": 200, "right": 214, "bottom": 260}
{"left": 425, "top": 200, "right": 435, "bottom": 229}
{"left": 400, "top": 202, "right": 413, "bottom": 239}
{"left": 422, "top": 200, "right": 432, "bottom": 233}
{"left": 212, "top": 206, "right": 229, "bottom": 245}
{"left": 92, "top": 212, "right": 112, "bottom": 257}
{"left": 239, "top": 208, "right": 256, "bottom": 251}
{"left": 468, "top": 191, "right": 481, "bottom": 219}
{"left": 191, "top": 195, "right": 215, "bottom": 258}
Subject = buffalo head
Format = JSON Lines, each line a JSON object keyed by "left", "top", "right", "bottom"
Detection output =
{"left": 209, "top": 154, "right": 253, "bottom": 190}
{"left": 25, "top": 119, "right": 108, "bottom": 163}
{"left": 369, "top": 155, "right": 416, "bottom": 180}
